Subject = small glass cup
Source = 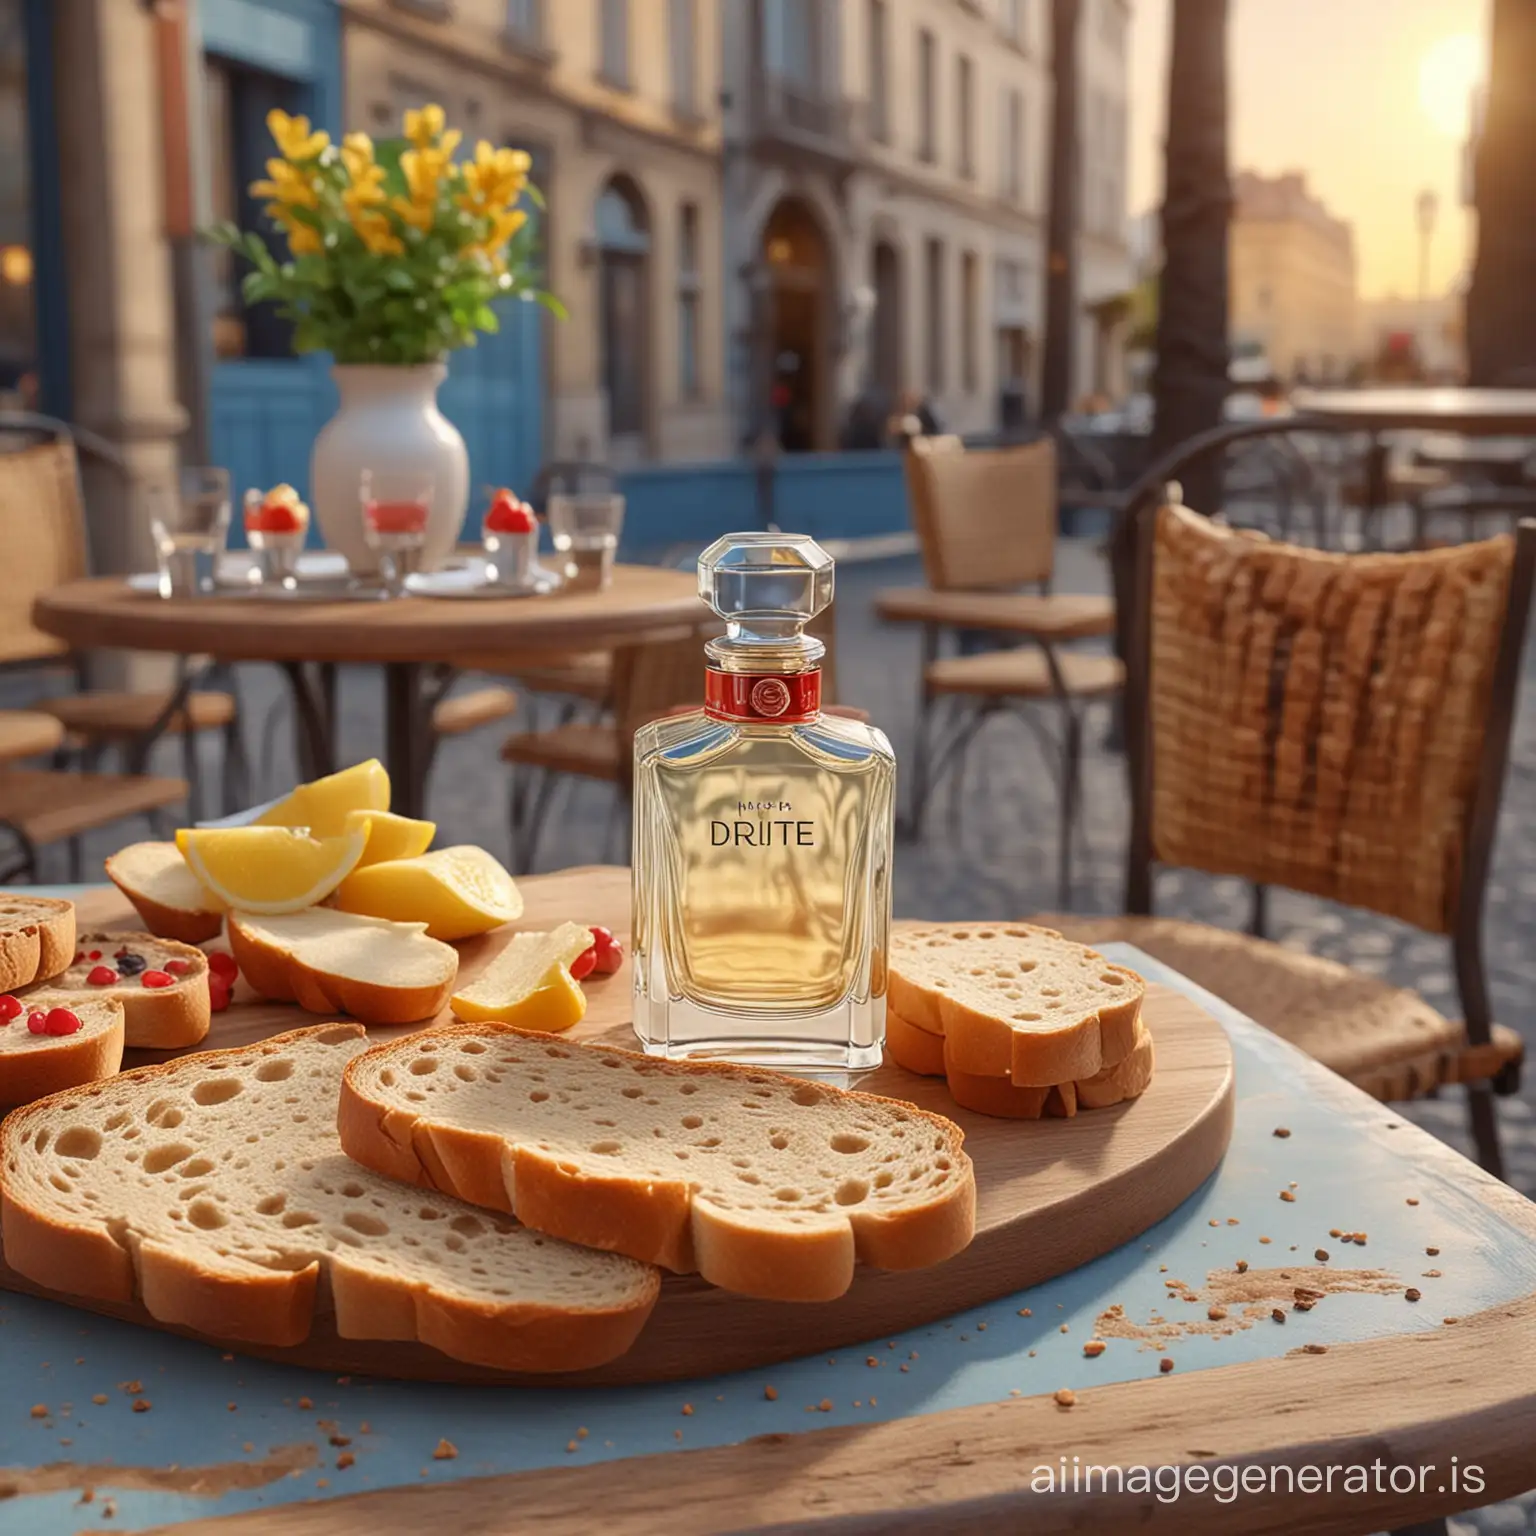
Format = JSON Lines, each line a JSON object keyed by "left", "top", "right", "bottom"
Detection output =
{"left": 151, "top": 466, "right": 231, "bottom": 598}
{"left": 482, "top": 490, "right": 539, "bottom": 588}
{"left": 360, "top": 471, "right": 432, "bottom": 596}
{"left": 243, "top": 487, "right": 310, "bottom": 591}
{"left": 548, "top": 492, "right": 623, "bottom": 593}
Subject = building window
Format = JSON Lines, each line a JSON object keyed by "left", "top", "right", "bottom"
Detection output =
{"left": 924, "top": 236, "right": 944, "bottom": 393}
{"left": 867, "top": 0, "right": 889, "bottom": 144}
{"left": 1002, "top": 87, "right": 1024, "bottom": 203}
{"left": 596, "top": 177, "right": 649, "bottom": 442}
{"left": 678, "top": 202, "right": 701, "bottom": 399}
{"left": 1002, "top": 0, "right": 1025, "bottom": 46}
{"left": 777, "top": 0, "right": 819, "bottom": 90}
{"left": 505, "top": 0, "right": 542, "bottom": 45}
{"left": 956, "top": 54, "right": 974, "bottom": 179}
{"left": 599, "top": 0, "right": 629, "bottom": 87}
{"left": 961, "top": 251, "right": 978, "bottom": 392}
{"left": 916, "top": 28, "right": 937, "bottom": 164}
{"left": 669, "top": 0, "right": 696, "bottom": 116}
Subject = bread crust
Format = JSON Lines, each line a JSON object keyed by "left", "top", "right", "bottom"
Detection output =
{"left": 227, "top": 914, "right": 455, "bottom": 1026}
{"left": 0, "top": 1024, "right": 658, "bottom": 1372}
{"left": 885, "top": 1009, "right": 945, "bottom": 1076}
{"left": 0, "top": 897, "right": 75, "bottom": 992}
{"left": 338, "top": 1024, "right": 978, "bottom": 1303}
{"left": 0, "top": 999, "right": 125, "bottom": 1109}
{"left": 105, "top": 876, "right": 224, "bottom": 945}
{"left": 1075, "top": 1022, "right": 1156, "bottom": 1109}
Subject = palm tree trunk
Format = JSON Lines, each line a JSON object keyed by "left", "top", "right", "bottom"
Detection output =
{"left": 1039, "top": 0, "right": 1081, "bottom": 423}
{"left": 1466, "top": 0, "right": 1536, "bottom": 385}
{"left": 1150, "top": 0, "right": 1231, "bottom": 516}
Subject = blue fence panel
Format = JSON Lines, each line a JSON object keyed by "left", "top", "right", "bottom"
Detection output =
{"left": 774, "top": 452, "right": 908, "bottom": 540}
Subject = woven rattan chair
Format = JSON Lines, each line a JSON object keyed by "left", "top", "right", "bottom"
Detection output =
{"left": 1047, "top": 499, "right": 1534, "bottom": 1177}
{"left": 875, "top": 435, "right": 1122, "bottom": 903}
{"left": 0, "top": 423, "right": 245, "bottom": 819}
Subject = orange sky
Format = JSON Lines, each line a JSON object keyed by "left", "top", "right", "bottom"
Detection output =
{"left": 1129, "top": 0, "right": 1488, "bottom": 300}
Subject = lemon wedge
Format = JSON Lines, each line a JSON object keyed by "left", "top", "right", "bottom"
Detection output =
{"left": 346, "top": 808, "right": 436, "bottom": 866}
{"left": 176, "top": 825, "right": 370, "bottom": 914}
{"left": 255, "top": 760, "right": 390, "bottom": 840}
{"left": 450, "top": 923, "right": 594, "bottom": 1030}
{"left": 332, "top": 845, "right": 523, "bottom": 942}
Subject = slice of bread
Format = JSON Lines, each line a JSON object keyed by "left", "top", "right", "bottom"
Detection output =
{"left": 0, "top": 1024, "right": 659, "bottom": 1372}
{"left": 0, "top": 995, "right": 125, "bottom": 1109}
{"left": 885, "top": 1009, "right": 945, "bottom": 1077}
{"left": 338, "top": 1026, "right": 977, "bottom": 1303}
{"left": 890, "top": 923, "right": 1144, "bottom": 1087}
{"left": 0, "top": 896, "right": 75, "bottom": 993}
{"left": 105, "top": 842, "right": 225, "bottom": 944}
{"left": 942, "top": 1065, "right": 1076, "bottom": 1121}
{"left": 228, "top": 910, "right": 457, "bottom": 1026}
{"left": 49, "top": 932, "right": 211, "bottom": 1049}
{"left": 1076, "top": 1021, "right": 1156, "bottom": 1110}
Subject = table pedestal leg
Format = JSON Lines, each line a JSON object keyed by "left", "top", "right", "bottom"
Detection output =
{"left": 280, "top": 662, "right": 338, "bottom": 783}
{"left": 384, "top": 662, "right": 431, "bottom": 821}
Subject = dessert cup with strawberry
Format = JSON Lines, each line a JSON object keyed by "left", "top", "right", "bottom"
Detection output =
{"left": 482, "top": 488, "right": 540, "bottom": 588}
{"left": 243, "top": 485, "right": 311, "bottom": 591}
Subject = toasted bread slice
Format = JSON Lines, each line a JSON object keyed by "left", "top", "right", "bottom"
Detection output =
{"left": 885, "top": 1009, "right": 946, "bottom": 1076}
{"left": 0, "top": 1024, "right": 658, "bottom": 1372}
{"left": 338, "top": 1025, "right": 977, "bottom": 1303}
{"left": 228, "top": 909, "right": 457, "bottom": 1026}
{"left": 0, "top": 995, "right": 125, "bottom": 1109}
{"left": 941, "top": 1063, "right": 1076, "bottom": 1121}
{"left": 49, "top": 932, "right": 210, "bottom": 1049}
{"left": 1075, "top": 1021, "right": 1156, "bottom": 1110}
{"left": 889, "top": 923, "right": 1144, "bottom": 1086}
{"left": 0, "top": 896, "right": 75, "bottom": 992}
{"left": 104, "top": 842, "right": 225, "bottom": 944}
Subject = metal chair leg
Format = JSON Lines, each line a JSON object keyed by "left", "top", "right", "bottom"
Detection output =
{"left": 67, "top": 835, "right": 84, "bottom": 883}
{"left": 1465, "top": 1084, "right": 1506, "bottom": 1181}
{"left": 1057, "top": 703, "right": 1083, "bottom": 910}
{"left": 1248, "top": 883, "right": 1270, "bottom": 939}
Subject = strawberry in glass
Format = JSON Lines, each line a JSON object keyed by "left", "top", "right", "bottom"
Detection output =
{"left": 243, "top": 484, "right": 310, "bottom": 589}
{"left": 482, "top": 488, "right": 538, "bottom": 587}
{"left": 359, "top": 470, "right": 432, "bottom": 596}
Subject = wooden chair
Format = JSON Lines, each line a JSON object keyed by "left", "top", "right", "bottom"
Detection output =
{"left": 0, "top": 423, "right": 246, "bottom": 819}
{"left": 1045, "top": 500, "right": 1533, "bottom": 1178}
{"left": 875, "top": 435, "right": 1123, "bottom": 903}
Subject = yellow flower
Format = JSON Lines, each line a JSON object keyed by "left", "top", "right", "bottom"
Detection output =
{"left": 391, "top": 145, "right": 454, "bottom": 232}
{"left": 340, "top": 132, "right": 375, "bottom": 180}
{"left": 267, "top": 108, "right": 329, "bottom": 162}
{"left": 250, "top": 157, "right": 319, "bottom": 208}
{"left": 403, "top": 103, "right": 445, "bottom": 148}
{"left": 485, "top": 207, "right": 528, "bottom": 250}
{"left": 270, "top": 206, "right": 323, "bottom": 257}
{"left": 353, "top": 211, "right": 405, "bottom": 256}
{"left": 458, "top": 140, "right": 530, "bottom": 215}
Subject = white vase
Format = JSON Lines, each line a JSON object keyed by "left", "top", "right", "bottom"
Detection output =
{"left": 310, "top": 362, "right": 469, "bottom": 573}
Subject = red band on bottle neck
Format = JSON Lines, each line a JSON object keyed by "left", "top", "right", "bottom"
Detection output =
{"left": 705, "top": 668, "right": 821, "bottom": 723}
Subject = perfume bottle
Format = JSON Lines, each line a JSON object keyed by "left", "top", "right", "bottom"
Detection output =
{"left": 631, "top": 533, "right": 896, "bottom": 1072}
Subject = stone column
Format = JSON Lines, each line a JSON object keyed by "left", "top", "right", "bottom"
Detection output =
{"left": 52, "top": 0, "right": 188, "bottom": 687}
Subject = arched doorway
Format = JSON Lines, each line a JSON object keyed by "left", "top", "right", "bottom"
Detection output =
{"left": 760, "top": 197, "right": 832, "bottom": 453}
{"left": 595, "top": 176, "right": 650, "bottom": 461}
{"left": 870, "top": 240, "right": 903, "bottom": 402}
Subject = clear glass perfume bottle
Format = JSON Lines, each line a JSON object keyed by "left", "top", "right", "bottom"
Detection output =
{"left": 632, "top": 533, "right": 896, "bottom": 1073}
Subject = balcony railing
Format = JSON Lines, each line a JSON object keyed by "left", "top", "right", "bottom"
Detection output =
{"left": 749, "top": 72, "right": 861, "bottom": 164}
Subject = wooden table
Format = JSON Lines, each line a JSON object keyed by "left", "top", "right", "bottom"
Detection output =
{"left": 4, "top": 887, "right": 1536, "bottom": 1534}
{"left": 31, "top": 568, "right": 706, "bottom": 818}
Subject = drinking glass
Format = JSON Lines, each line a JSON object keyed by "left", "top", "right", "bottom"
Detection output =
{"left": 243, "top": 488, "right": 310, "bottom": 591}
{"left": 547, "top": 492, "right": 624, "bottom": 593}
{"left": 360, "top": 470, "right": 432, "bottom": 596}
{"left": 151, "top": 467, "right": 231, "bottom": 598}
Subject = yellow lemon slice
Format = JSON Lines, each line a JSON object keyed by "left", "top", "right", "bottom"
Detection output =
{"left": 255, "top": 760, "right": 391, "bottom": 840}
{"left": 450, "top": 923, "right": 594, "bottom": 1030}
{"left": 176, "top": 825, "right": 370, "bottom": 914}
{"left": 332, "top": 845, "right": 523, "bottom": 942}
{"left": 346, "top": 808, "right": 436, "bottom": 866}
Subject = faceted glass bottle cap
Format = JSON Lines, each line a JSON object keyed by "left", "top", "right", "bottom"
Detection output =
{"left": 698, "top": 533, "right": 834, "bottom": 627}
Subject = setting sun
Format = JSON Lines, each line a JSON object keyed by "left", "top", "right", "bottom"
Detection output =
{"left": 1418, "top": 32, "right": 1483, "bottom": 138}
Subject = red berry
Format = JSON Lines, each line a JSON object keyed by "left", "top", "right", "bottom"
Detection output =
{"left": 0, "top": 994, "right": 22, "bottom": 1022}
{"left": 165, "top": 958, "right": 193, "bottom": 975}
{"left": 207, "top": 951, "right": 238, "bottom": 980}
{"left": 140, "top": 970, "right": 174, "bottom": 989}
{"left": 86, "top": 965, "right": 118, "bottom": 986}
{"left": 26, "top": 1011, "right": 48, "bottom": 1035}
{"left": 88, "top": 950, "right": 102, "bottom": 961}
{"left": 45, "top": 1007, "right": 82, "bottom": 1037}
{"left": 568, "top": 947, "right": 598, "bottom": 981}
{"left": 209, "top": 982, "right": 232, "bottom": 1014}
{"left": 589, "top": 926, "right": 615, "bottom": 948}
{"left": 485, "top": 500, "right": 536, "bottom": 535}
{"left": 592, "top": 939, "right": 625, "bottom": 975}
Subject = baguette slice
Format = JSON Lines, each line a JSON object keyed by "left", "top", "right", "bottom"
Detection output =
{"left": 229, "top": 909, "right": 457, "bottom": 1026}
{"left": 0, "top": 896, "right": 75, "bottom": 992}
{"left": 0, "top": 1024, "right": 659, "bottom": 1372}
{"left": 942, "top": 1067, "right": 1076, "bottom": 1121}
{"left": 339, "top": 1025, "right": 977, "bottom": 1303}
{"left": 1075, "top": 1021, "right": 1157, "bottom": 1110}
{"left": 0, "top": 996, "right": 125, "bottom": 1109}
{"left": 105, "top": 842, "right": 225, "bottom": 944}
{"left": 50, "top": 932, "right": 210, "bottom": 1049}
{"left": 885, "top": 1009, "right": 946, "bottom": 1077}
{"left": 890, "top": 923, "right": 1144, "bottom": 1086}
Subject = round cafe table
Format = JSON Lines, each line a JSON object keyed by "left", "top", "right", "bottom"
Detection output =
{"left": 32, "top": 567, "right": 707, "bottom": 819}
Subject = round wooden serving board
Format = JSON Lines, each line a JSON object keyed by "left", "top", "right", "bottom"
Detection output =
{"left": 0, "top": 870, "right": 1234, "bottom": 1386}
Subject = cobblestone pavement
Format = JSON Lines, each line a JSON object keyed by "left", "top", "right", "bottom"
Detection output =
{"left": 12, "top": 543, "right": 1536, "bottom": 1531}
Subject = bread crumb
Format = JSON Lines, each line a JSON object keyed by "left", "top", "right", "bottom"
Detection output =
{"left": 337, "top": 1452, "right": 355, "bottom": 1470}
{"left": 78, "top": 1489, "right": 94, "bottom": 1505}
{"left": 899, "top": 1364, "right": 909, "bottom": 1372}
{"left": 1273, "top": 1127, "right": 1291, "bottom": 1138}
{"left": 1301, "top": 1344, "right": 1328, "bottom": 1355}
{"left": 360, "top": 1422, "right": 372, "bottom": 1434}
{"left": 1426, "top": 1247, "right": 1440, "bottom": 1256}
{"left": 1423, "top": 1269, "right": 1442, "bottom": 1278}
{"left": 91, "top": 1394, "right": 108, "bottom": 1406}
{"left": 316, "top": 1479, "right": 329, "bottom": 1490}
{"left": 228, "top": 1402, "right": 237, "bottom": 1412}
{"left": 1059, "top": 1323, "right": 1069, "bottom": 1334}
{"left": 1018, "top": 1307, "right": 1032, "bottom": 1316}
{"left": 1279, "top": 1190, "right": 1295, "bottom": 1203}
{"left": 866, "top": 1356, "right": 879, "bottom": 1367}
{"left": 131, "top": 1399, "right": 151, "bottom": 1413}
{"left": 1029, "top": 1350, "right": 1037, "bottom": 1357}
{"left": 102, "top": 1499, "right": 116, "bottom": 1519}
{"left": 1207, "top": 1306, "right": 1227, "bottom": 1321}
{"left": 1406, "top": 1197, "right": 1419, "bottom": 1206}
{"left": 1271, "top": 1308, "right": 1286, "bottom": 1324}
{"left": 819, "top": 1398, "right": 833, "bottom": 1412}
{"left": 1009, "top": 1388, "right": 1021, "bottom": 1397}
{"left": 29, "top": 1405, "right": 47, "bottom": 1419}
{"left": 433, "top": 1439, "right": 457, "bottom": 1460}
{"left": 1082, "top": 1340, "right": 1106, "bottom": 1358}
{"left": 1235, "top": 1260, "right": 1248, "bottom": 1273}
{"left": 1259, "top": 1236, "right": 1272, "bottom": 1244}
{"left": 1053, "top": 1389, "right": 1076, "bottom": 1408}
{"left": 1444, "top": 1317, "right": 1460, "bottom": 1325}
{"left": 298, "top": 1396, "right": 313, "bottom": 1410}
{"left": 977, "top": 1322, "right": 987, "bottom": 1331}
{"left": 566, "top": 1440, "right": 578, "bottom": 1454}
{"left": 329, "top": 1435, "right": 351, "bottom": 1447}
{"left": 681, "top": 1403, "right": 693, "bottom": 1416}
{"left": 1208, "top": 1219, "right": 1218, "bottom": 1228}
{"left": 120, "top": 1380, "right": 142, "bottom": 1395}
{"left": 869, "top": 1397, "right": 876, "bottom": 1406}
{"left": 243, "top": 1443, "right": 254, "bottom": 1454}
{"left": 1159, "top": 1358, "right": 1175, "bottom": 1373}
{"left": 577, "top": 1427, "right": 588, "bottom": 1439}
{"left": 1405, "top": 1288, "right": 1422, "bottom": 1302}
{"left": 853, "top": 1399, "right": 862, "bottom": 1408}
{"left": 764, "top": 1385, "right": 778, "bottom": 1401}
{"left": 1227, "top": 1218, "right": 1239, "bottom": 1226}
{"left": 1315, "top": 1249, "right": 1329, "bottom": 1262}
